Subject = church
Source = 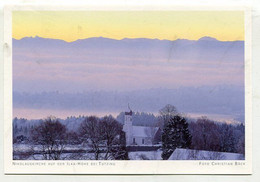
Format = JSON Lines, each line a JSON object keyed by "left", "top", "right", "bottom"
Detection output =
{"left": 123, "top": 109, "right": 161, "bottom": 146}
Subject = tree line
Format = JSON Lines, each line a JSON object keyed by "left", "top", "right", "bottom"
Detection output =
{"left": 189, "top": 117, "right": 245, "bottom": 154}
{"left": 159, "top": 105, "right": 244, "bottom": 159}
{"left": 13, "top": 104, "right": 245, "bottom": 160}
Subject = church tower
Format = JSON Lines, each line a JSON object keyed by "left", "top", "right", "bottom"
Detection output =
{"left": 123, "top": 106, "right": 133, "bottom": 146}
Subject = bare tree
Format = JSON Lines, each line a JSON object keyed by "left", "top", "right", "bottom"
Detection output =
{"left": 189, "top": 117, "right": 220, "bottom": 152}
{"left": 30, "top": 117, "right": 67, "bottom": 160}
{"left": 79, "top": 115, "right": 127, "bottom": 160}
{"left": 158, "top": 104, "right": 178, "bottom": 129}
{"left": 79, "top": 116, "right": 103, "bottom": 160}
{"left": 159, "top": 104, "right": 178, "bottom": 117}
{"left": 100, "top": 115, "right": 123, "bottom": 160}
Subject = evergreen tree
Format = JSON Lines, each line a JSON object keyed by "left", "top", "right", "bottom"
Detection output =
{"left": 161, "top": 115, "right": 192, "bottom": 160}
{"left": 112, "top": 131, "right": 129, "bottom": 160}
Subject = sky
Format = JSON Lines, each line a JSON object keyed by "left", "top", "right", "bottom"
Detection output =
{"left": 12, "top": 37, "right": 244, "bottom": 92}
{"left": 13, "top": 11, "right": 244, "bottom": 42}
{"left": 12, "top": 10, "right": 245, "bottom": 93}
{"left": 12, "top": 11, "right": 245, "bottom": 120}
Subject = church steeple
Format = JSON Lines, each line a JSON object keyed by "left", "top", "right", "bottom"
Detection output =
{"left": 124, "top": 104, "right": 133, "bottom": 123}
{"left": 123, "top": 104, "right": 133, "bottom": 145}
{"left": 125, "top": 103, "right": 132, "bottom": 116}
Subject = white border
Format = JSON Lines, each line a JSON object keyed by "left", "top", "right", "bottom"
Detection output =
{"left": 3, "top": 5, "right": 252, "bottom": 174}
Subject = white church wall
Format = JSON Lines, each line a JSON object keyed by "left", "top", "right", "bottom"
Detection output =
{"left": 123, "top": 110, "right": 158, "bottom": 146}
{"left": 132, "top": 137, "right": 152, "bottom": 146}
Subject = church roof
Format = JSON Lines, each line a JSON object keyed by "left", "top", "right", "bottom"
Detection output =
{"left": 132, "top": 126, "right": 159, "bottom": 138}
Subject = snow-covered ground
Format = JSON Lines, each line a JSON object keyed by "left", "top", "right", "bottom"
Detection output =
{"left": 13, "top": 144, "right": 244, "bottom": 160}
{"left": 128, "top": 149, "right": 244, "bottom": 160}
{"left": 13, "top": 144, "right": 87, "bottom": 152}
{"left": 169, "top": 148, "right": 244, "bottom": 160}
{"left": 129, "top": 151, "right": 162, "bottom": 160}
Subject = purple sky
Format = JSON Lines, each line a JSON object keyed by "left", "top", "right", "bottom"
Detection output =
{"left": 12, "top": 36, "right": 245, "bottom": 120}
{"left": 13, "top": 36, "right": 244, "bottom": 93}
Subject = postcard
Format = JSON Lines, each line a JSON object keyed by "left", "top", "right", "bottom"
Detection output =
{"left": 4, "top": 5, "right": 252, "bottom": 174}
